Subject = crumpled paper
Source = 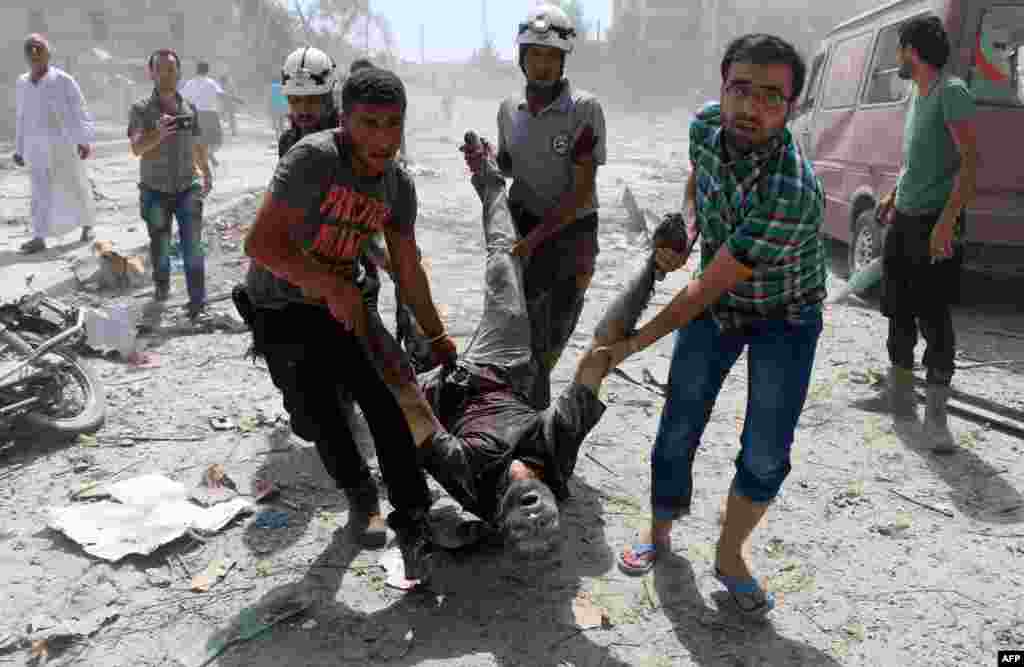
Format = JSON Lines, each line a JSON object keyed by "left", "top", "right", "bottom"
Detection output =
{"left": 46, "top": 474, "right": 254, "bottom": 561}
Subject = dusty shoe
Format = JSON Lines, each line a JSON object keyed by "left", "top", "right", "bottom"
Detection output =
{"left": 344, "top": 481, "right": 387, "bottom": 549}
{"left": 154, "top": 283, "right": 171, "bottom": 302}
{"left": 389, "top": 511, "right": 434, "bottom": 582}
{"left": 19, "top": 238, "right": 46, "bottom": 254}
{"left": 925, "top": 384, "right": 956, "bottom": 454}
{"left": 188, "top": 302, "right": 211, "bottom": 324}
{"left": 887, "top": 366, "right": 917, "bottom": 418}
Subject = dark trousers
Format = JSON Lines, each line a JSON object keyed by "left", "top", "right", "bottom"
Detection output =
{"left": 881, "top": 210, "right": 963, "bottom": 386}
{"left": 510, "top": 204, "right": 599, "bottom": 409}
{"left": 140, "top": 184, "right": 206, "bottom": 308}
{"left": 250, "top": 300, "right": 431, "bottom": 519}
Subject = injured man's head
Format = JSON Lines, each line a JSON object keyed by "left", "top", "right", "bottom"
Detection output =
{"left": 495, "top": 459, "right": 562, "bottom": 558}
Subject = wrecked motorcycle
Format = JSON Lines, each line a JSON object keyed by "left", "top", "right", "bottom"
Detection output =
{"left": 0, "top": 293, "right": 105, "bottom": 436}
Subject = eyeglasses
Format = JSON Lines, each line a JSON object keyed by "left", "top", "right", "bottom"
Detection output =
{"left": 724, "top": 82, "right": 789, "bottom": 110}
{"left": 518, "top": 19, "right": 576, "bottom": 41}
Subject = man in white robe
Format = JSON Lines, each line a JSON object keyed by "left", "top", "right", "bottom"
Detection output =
{"left": 13, "top": 34, "right": 96, "bottom": 254}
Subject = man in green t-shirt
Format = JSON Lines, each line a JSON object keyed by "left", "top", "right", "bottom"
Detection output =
{"left": 876, "top": 16, "right": 978, "bottom": 452}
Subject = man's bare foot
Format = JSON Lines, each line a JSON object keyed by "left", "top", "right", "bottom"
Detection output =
{"left": 618, "top": 519, "right": 673, "bottom": 575}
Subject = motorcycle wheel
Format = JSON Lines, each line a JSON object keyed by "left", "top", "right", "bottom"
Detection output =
{"left": 1, "top": 331, "right": 106, "bottom": 435}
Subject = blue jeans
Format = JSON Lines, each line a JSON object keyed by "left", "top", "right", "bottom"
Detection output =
{"left": 651, "top": 308, "right": 823, "bottom": 521}
{"left": 140, "top": 185, "right": 206, "bottom": 308}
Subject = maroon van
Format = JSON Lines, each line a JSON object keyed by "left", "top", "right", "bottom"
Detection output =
{"left": 790, "top": 0, "right": 1024, "bottom": 277}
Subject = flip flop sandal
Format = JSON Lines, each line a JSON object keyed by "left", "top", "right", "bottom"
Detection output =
{"left": 714, "top": 567, "right": 776, "bottom": 619}
{"left": 617, "top": 542, "right": 658, "bottom": 576}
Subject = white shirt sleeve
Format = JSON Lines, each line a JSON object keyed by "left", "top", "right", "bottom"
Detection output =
{"left": 15, "top": 77, "right": 25, "bottom": 157}
{"left": 61, "top": 73, "right": 96, "bottom": 146}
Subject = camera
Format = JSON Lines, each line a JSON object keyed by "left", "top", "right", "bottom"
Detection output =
{"left": 173, "top": 114, "right": 194, "bottom": 131}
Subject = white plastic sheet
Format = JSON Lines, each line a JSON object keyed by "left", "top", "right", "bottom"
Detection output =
{"left": 46, "top": 474, "right": 254, "bottom": 562}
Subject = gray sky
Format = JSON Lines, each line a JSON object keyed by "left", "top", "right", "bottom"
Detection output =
{"left": 306, "top": 1, "right": 613, "bottom": 63}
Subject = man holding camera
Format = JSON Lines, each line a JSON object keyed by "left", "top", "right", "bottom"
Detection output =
{"left": 127, "top": 49, "right": 212, "bottom": 321}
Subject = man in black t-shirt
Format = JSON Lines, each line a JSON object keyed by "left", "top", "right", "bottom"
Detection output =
{"left": 243, "top": 68, "right": 456, "bottom": 580}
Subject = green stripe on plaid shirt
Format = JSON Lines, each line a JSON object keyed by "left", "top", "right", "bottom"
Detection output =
{"left": 689, "top": 103, "right": 828, "bottom": 332}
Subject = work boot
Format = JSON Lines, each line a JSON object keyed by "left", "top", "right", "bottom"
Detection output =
{"left": 887, "top": 366, "right": 917, "bottom": 418}
{"left": 187, "top": 302, "right": 211, "bottom": 323}
{"left": 388, "top": 510, "right": 434, "bottom": 582}
{"left": 344, "top": 478, "right": 388, "bottom": 548}
{"left": 19, "top": 238, "right": 45, "bottom": 254}
{"left": 925, "top": 384, "right": 957, "bottom": 454}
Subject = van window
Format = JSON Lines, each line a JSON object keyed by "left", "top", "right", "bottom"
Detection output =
{"left": 864, "top": 22, "right": 912, "bottom": 104}
{"left": 821, "top": 32, "right": 873, "bottom": 109}
{"left": 970, "top": 5, "right": 1024, "bottom": 106}
{"left": 798, "top": 51, "right": 826, "bottom": 114}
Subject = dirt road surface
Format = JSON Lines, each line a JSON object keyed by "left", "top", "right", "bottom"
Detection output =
{"left": 1, "top": 92, "right": 1023, "bottom": 667}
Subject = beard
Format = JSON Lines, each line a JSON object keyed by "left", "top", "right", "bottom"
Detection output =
{"left": 497, "top": 477, "right": 561, "bottom": 557}
{"left": 723, "top": 115, "right": 784, "bottom": 155}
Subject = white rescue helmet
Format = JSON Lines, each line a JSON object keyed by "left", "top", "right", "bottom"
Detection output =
{"left": 281, "top": 46, "right": 337, "bottom": 97}
{"left": 516, "top": 4, "right": 576, "bottom": 55}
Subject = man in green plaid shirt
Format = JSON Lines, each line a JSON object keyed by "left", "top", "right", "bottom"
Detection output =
{"left": 689, "top": 104, "right": 827, "bottom": 331}
{"left": 601, "top": 34, "right": 827, "bottom": 618}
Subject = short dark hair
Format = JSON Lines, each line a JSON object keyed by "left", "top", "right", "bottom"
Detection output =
{"left": 197, "top": 61, "right": 210, "bottom": 75}
{"left": 341, "top": 67, "right": 406, "bottom": 114}
{"left": 349, "top": 58, "right": 374, "bottom": 74}
{"left": 898, "top": 16, "right": 950, "bottom": 69}
{"left": 149, "top": 48, "right": 181, "bottom": 70}
{"left": 721, "top": 33, "right": 807, "bottom": 102}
